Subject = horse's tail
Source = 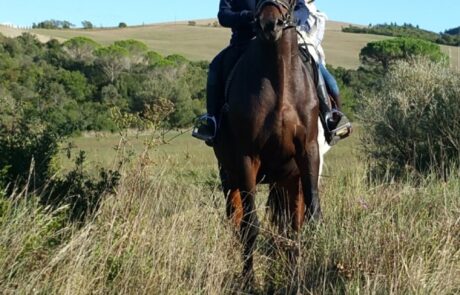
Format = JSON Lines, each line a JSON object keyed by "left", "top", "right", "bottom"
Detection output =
{"left": 266, "top": 184, "right": 291, "bottom": 231}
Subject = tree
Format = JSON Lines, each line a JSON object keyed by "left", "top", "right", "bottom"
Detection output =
{"left": 118, "top": 22, "right": 127, "bottom": 28}
{"left": 165, "top": 54, "right": 189, "bottom": 65}
{"left": 81, "top": 20, "right": 93, "bottom": 29}
{"left": 445, "top": 26, "right": 460, "bottom": 35}
{"left": 63, "top": 36, "right": 100, "bottom": 64}
{"left": 146, "top": 51, "right": 164, "bottom": 65}
{"left": 34, "top": 19, "right": 74, "bottom": 29}
{"left": 360, "top": 37, "right": 447, "bottom": 70}
{"left": 113, "top": 39, "right": 148, "bottom": 65}
{"left": 62, "top": 21, "right": 74, "bottom": 29}
{"left": 95, "top": 45, "right": 130, "bottom": 83}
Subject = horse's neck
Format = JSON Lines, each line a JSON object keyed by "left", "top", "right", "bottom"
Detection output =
{"left": 262, "top": 28, "right": 300, "bottom": 110}
{"left": 277, "top": 28, "right": 299, "bottom": 63}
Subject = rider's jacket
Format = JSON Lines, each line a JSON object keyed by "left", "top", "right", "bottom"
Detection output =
{"left": 301, "top": 2, "right": 327, "bottom": 64}
{"left": 218, "top": 0, "right": 309, "bottom": 45}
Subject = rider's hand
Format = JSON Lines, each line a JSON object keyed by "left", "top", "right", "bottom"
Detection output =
{"left": 240, "top": 10, "right": 255, "bottom": 24}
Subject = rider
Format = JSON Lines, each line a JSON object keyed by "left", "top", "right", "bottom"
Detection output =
{"left": 193, "top": 0, "right": 309, "bottom": 144}
{"left": 193, "top": 0, "right": 349, "bottom": 144}
{"left": 298, "top": 0, "right": 351, "bottom": 144}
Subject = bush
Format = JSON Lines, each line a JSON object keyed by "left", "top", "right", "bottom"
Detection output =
{"left": 0, "top": 106, "right": 120, "bottom": 221}
{"left": 45, "top": 151, "right": 121, "bottom": 221}
{"left": 0, "top": 121, "right": 59, "bottom": 191}
{"left": 360, "top": 58, "right": 460, "bottom": 179}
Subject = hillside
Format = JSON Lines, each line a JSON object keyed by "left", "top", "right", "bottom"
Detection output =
{"left": 1, "top": 20, "right": 459, "bottom": 70}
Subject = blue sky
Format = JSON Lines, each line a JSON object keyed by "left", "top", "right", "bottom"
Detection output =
{"left": 0, "top": 0, "right": 458, "bottom": 33}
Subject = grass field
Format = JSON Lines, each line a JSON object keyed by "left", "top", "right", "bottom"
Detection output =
{"left": 2, "top": 127, "right": 459, "bottom": 294}
{"left": 1, "top": 18, "right": 459, "bottom": 294}
{"left": 2, "top": 21, "right": 459, "bottom": 70}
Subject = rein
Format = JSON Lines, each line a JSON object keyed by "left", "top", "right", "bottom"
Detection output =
{"left": 255, "top": 0, "right": 296, "bottom": 29}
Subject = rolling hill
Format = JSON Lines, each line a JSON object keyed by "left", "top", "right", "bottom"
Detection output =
{"left": 1, "top": 20, "right": 459, "bottom": 70}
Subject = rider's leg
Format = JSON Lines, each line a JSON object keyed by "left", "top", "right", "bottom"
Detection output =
{"left": 206, "top": 55, "right": 224, "bottom": 117}
{"left": 193, "top": 45, "right": 247, "bottom": 144}
{"left": 193, "top": 49, "right": 227, "bottom": 142}
{"left": 318, "top": 63, "right": 352, "bottom": 143}
{"left": 319, "top": 63, "right": 341, "bottom": 109}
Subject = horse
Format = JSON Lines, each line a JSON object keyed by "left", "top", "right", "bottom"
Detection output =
{"left": 213, "top": 0, "right": 329, "bottom": 277}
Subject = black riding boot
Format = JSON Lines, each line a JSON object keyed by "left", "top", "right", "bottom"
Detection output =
{"left": 317, "top": 74, "right": 351, "bottom": 145}
{"left": 192, "top": 76, "right": 221, "bottom": 145}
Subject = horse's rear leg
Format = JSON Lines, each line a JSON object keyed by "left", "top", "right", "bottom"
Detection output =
{"left": 220, "top": 166, "right": 244, "bottom": 229}
{"left": 295, "top": 140, "right": 321, "bottom": 221}
{"left": 285, "top": 177, "right": 306, "bottom": 232}
{"left": 238, "top": 156, "right": 260, "bottom": 277}
{"left": 226, "top": 188, "right": 243, "bottom": 229}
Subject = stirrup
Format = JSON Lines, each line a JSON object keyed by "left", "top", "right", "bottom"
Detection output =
{"left": 325, "top": 110, "right": 352, "bottom": 146}
{"left": 192, "top": 114, "right": 217, "bottom": 144}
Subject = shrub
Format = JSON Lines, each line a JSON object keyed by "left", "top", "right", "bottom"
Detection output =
{"left": 0, "top": 121, "right": 59, "bottom": 191}
{"left": 0, "top": 102, "right": 120, "bottom": 221}
{"left": 45, "top": 151, "right": 121, "bottom": 221}
{"left": 360, "top": 58, "right": 460, "bottom": 179}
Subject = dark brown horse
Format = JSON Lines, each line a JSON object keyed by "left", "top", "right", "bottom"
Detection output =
{"left": 214, "top": 0, "right": 325, "bottom": 276}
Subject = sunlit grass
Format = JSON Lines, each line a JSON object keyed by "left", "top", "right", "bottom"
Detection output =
{"left": 1, "top": 126, "right": 459, "bottom": 294}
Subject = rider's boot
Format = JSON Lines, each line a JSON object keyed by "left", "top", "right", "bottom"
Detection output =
{"left": 324, "top": 99, "right": 352, "bottom": 145}
{"left": 317, "top": 76, "right": 352, "bottom": 145}
{"left": 192, "top": 81, "right": 220, "bottom": 145}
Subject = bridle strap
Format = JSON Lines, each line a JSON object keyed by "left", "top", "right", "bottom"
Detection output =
{"left": 255, "top": 0, "right": 296, "bottom": 29}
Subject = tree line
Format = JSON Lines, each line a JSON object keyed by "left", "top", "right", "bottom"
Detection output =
{"left": 0, "top": 32, "right": 207, "bottom": 218}
{"left": 32, "top": 19, "right": 129, "bottom": 29}
{"left": 0, "top": 33, "right": 208, "bottom": 136}
{"left": 0, "top": 31, "right": 447, "bottom": 136}
{"left": 342, "top": 23, "right": 460, "bottom": 47}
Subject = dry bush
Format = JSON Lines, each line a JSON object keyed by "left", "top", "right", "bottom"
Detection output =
{"left": 360, "top": 58, "right": 460, "bottom": 179}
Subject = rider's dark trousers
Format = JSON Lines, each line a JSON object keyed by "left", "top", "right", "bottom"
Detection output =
{"left": 206, "top": 43, "right": 249, "bottom": 118}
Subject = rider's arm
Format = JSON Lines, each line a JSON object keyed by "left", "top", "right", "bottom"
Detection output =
{"left": 218, "top": 0, "right": 254, "bottom": 29}
{"left": 294, "top": 0, "right": 309, "bottom": 27}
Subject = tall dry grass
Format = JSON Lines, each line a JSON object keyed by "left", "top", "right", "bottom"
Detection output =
{"left": 1, "top": 143, "right": 459, "bottom": 294}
